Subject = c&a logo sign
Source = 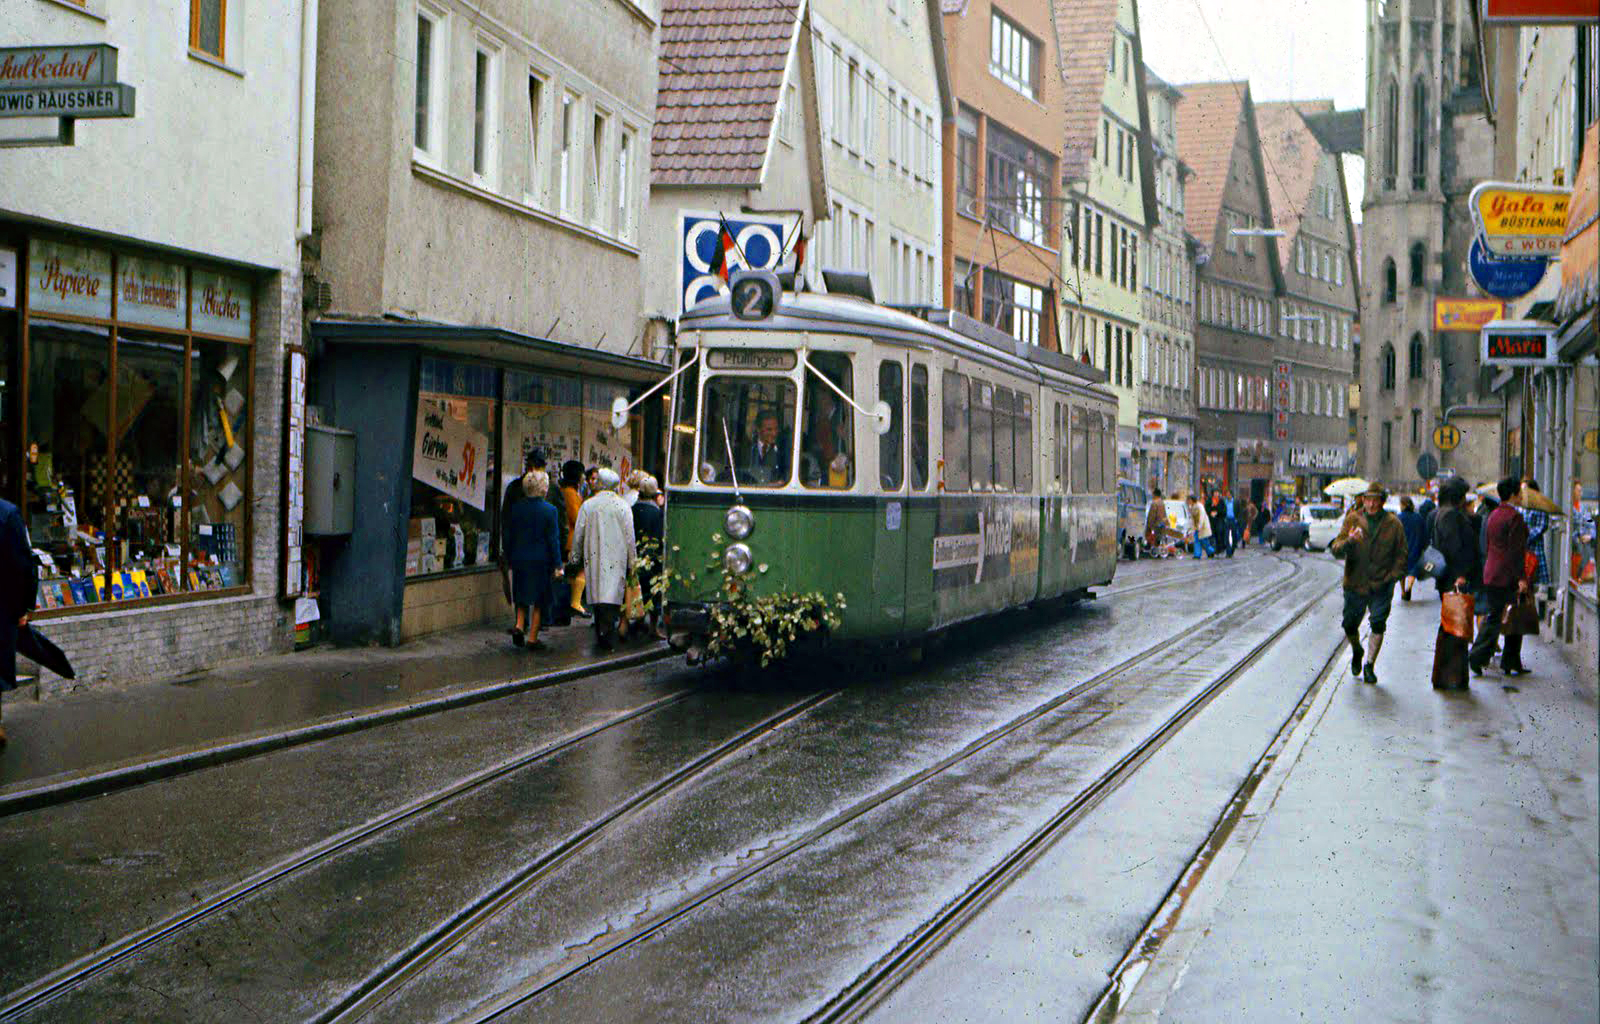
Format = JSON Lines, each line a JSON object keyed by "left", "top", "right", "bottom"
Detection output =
{"left": 680, "top": 211, "right": 788, "bottom": 314}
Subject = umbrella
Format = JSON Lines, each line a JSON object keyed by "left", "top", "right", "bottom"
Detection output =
{"left": 16, "top": 625, "right": 75, "bottom": 681}
{"left": 1520, "top": 486, "right": 1563, "bottom": 515}
{"left": 1324, "top": 477, "right": 1370, "bottom": 498}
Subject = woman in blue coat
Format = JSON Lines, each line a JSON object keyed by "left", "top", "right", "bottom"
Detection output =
{"left": 1399, "top": 495, "right": 1427, "bottom": 601}
{"left": 504, "top": 469, "right": 562, "bottom": 650}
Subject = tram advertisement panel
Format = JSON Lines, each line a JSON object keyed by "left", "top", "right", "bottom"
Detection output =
{"left": 931, "top": 496, "right": 1040, "bottom": 591}
{"left": 680, "top": 211, "right": 790, "bottom": 314}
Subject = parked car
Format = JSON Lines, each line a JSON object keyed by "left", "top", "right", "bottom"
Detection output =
{"left": 1266, "top": 505, "right": 1308, "bottom": 550}
{"left": 1302, "top": 503, "right": 1346, "bottom": 550}
{"left": 1117, "top": 479, "right": 1149, "bottom": 559}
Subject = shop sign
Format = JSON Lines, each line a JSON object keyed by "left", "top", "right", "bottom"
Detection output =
{"left": 1433, "top": 296, "right": 1506, "bottom": 331}
{"left": 116, "top": 256, "right": 185, "bottom": 330}
{"left": 1484, "top": 0, "right": 1600, "bottom": 24}
{"left": 413, "top": 399, "right": 489, "bottom": 511}
{"left": 1480, "top": 320, "right": 1558, "bottom": 367}
{"left": 0, "top": 45, "right": 118, "bottom": 88}
{"left": 0, "top": 84, "right": 135, "bottom": 119}
{"left": 1467, "top": 238, "right": 1549, "bottom": 300}
{"left": 0, "top": 247, "right": 15, "bottom": 310}
{"left": 680, "top": 210, "right": 788, "bottom": 314}
{"left": 1289, "top": 445, "right": 1348, "bottom": 472}
{"left": 1272, "top": 361, "right": 1292, "bottom": 442}
{"left": 1138, "top": 416, "right": 1167, "bottom": 438}
{"left": 1470, "top": 182, "right": 1571, "bottom": 257}
{"left": 189, "top": 269, "right": 252, "bottom": 339}
{"left": 28, "top": 238, "right": 111, "bottom": 319}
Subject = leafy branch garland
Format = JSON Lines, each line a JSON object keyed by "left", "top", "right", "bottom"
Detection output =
{"left": 637, "top": 533, "right": 846, "bottom": 667}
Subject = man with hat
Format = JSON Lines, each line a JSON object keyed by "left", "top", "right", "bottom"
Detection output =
{"left": 1329, "top": 481, "right": 1408, "bottom": 683}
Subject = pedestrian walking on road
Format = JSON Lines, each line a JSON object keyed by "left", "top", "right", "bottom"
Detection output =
{"left": 0, "top": 497, "right": 40, "bottom": 746}
{"left": 1399, "top": 496, "right": 1427, "bottom": 601}
{"left": 1329, "top": 482, "right": 1407, "bottom": 684}
{"left": 632, "top": 475, "right": 665, "bottom": 637}
{"left": 503, "top": 470, "right": 562, "bottom": 650}
{"left": 1188, "top": 494, "right": 1214, "bottom": 558}
{"left": 570, "top": 467, "right": 637, "bottom": 652}
{"left": 1146, "top": 487, "right": 1169, "bottom": 554}
{"left": 1470, "top": 476, "right": 1532, "bottom": 677}
{"left": 559, "top": 461, "right": 589, "bottom": 620}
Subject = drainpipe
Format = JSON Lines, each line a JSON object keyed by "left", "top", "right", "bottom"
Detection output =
{"left": 296, "top": 0, "right": 319, "bottom": 240}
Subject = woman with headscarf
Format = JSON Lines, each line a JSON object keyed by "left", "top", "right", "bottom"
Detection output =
{"left": 1398, "top": 495, "right": 1426, "bottom": 601}
{"left": 569, "top": 467, "right": 637, "bottom": 651}
{"left": 503, "top": 469, "right": 561, "bottom": 650}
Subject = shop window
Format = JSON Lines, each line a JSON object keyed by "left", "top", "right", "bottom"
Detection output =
{"left": 801, "top": 352, "right": 854, "bottom": 489}
{"left": 0, "top": 309, "right": 17, "bottom": 505}
{"left": 190, "top": 0, "right": 226, "bottom": 60}
{"left": 186, "top": 338, "right": 250, "bottom": 590}
{"left": 503, "top": 369, "right": 583, "bottom": 488}
{"left": 942, "top": 370, "right": 970, "bottom": 491}
{"left": 666, "top": 351, "right": 700, "bottom": 487}
{"left": 698, "top": 375, "right": 796, "bottom": 487}
{"left": 970, "top": 379, "right": 994, "bottom": 491}
{"left": 878, "top": 360, "right": 904, "bottom": 490}
{"left": 409, "top": 359, "right": 498, "bottom": 577}
{"left": 910, "top": 364, "right": 929, "bottom": 490}
{"left": 26, "top": 322, "right": 112, "bottom": 595}
{"left": 583, "top": 380, "right": 636, "bottom": 472}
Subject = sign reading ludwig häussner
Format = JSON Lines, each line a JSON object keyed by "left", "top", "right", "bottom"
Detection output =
{"left": 0, "top": 45, "right": 135, "bottom": 120}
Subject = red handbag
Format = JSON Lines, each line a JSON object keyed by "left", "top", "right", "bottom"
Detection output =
{"left": 1523, "top": 550, "right": 1539, "bottom": 582}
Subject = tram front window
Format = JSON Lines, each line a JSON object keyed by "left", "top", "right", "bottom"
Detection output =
{"left": 698, "top": 376, "right": 796, "bottom": 487}
{"left": 802, "top": 352, "right": 855, "bottom": 490}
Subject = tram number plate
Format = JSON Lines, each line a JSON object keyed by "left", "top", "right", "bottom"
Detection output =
{"left": 885, "top": 501, "right": 902, "bottom": 532}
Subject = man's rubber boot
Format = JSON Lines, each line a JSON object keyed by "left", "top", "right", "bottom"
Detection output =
{"left": 1363, "top": 633, "right": 1383, "bottom": 684}
{"left": 1348, "top": 632, "right": 1363, "bottom": 676}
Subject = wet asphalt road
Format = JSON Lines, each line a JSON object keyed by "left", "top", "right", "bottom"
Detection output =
{"left": 0, "top": 550, "right": 1345, "bottom": 1023}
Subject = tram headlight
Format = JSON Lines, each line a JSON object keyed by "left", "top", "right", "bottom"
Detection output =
{"left": 723, "top": 543, "right": 754, "bottom": 577}
{"left": 724, "top": 504, "right": 754, "bottom": 540}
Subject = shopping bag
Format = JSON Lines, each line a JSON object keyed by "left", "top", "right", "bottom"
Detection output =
{"left": 1418, "top": 545, "right": 1448, "bottom": 580}
{"left": 623, "top": 581, "right": 645, "bottom": 624}
{"left": 1440, "top": 590, "right": 1475, "bottom": 640}
{"left": 549, "top": 578, "right": 573, "bottom": 626}
{"left": 1502, "top": 592, "right": 1540, "bottom": 636}
{"left": 1431, "top": 627, "right": 1469, "bottom": 690}
{"left": 1523, "top": 551, "right": 1539, "bottom": 582}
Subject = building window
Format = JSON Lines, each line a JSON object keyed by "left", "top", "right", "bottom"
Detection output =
{"left": 990, "top": 9, "right": 1039, "bottom": 99}
{"left": 1381, "top": 421, "right": 1393, "bottom": 463}
{"left": 587, "top": 109, "right": 609, "bottom": 225}
{"left": 414, "top": 7, "right": 446, "bottom": 163}
{"left": 985, "top": 121, "right": 1054, "bottom": 246}
{"left": 957, "top": 107, "right": 979, "bottom": 216}
{"left": 616, "top": 127, "right": 636, "bottom": 240}
{"left": 1408, "top": 333, "right": 1425, "bottom": 379}
{"left": 1411, "top": 77, "right": 1428, "bottom": 189}
{"left": 846, "top": 59, "right": 861, "bottom": 153}
{"left": 190, "top": 0, "right": 225, "bottom": 60}
{"left": 1383, "top": 77, "right": 1399, "bottom": 188}
{"left": 780, "top": 81, "right": 798, "bottom": 147}
{"left": 528, "top": 73, "right": 547, "bottom": 204}
{"left": 983, "top": 268, "right": 1045, "bottom": 346}
{"left": 954, "top": 259, "right": 976, "bottom": 316}
{"left": 558, "top": 92, "right": 578, "bottom": 215}
{"left": 1410, "top": 409, "right": 1421, "bottom": 446}
{"left": 472, "top": 46, "right": 499, "bottom": 184}
{"left": 1408, "top": 241, "right": 1426, "bottom": 288}
{"left": 1381, "top": 343, "right": 1396, "bottom": 390}
{"left": 1382, "top": 258, "right": 1397, "bottom": 304}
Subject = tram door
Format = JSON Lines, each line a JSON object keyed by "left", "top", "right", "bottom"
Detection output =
{"left": 870, "top": 355, "right": 910, "bottom": 636}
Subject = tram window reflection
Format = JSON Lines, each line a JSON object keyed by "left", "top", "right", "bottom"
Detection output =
{"left": 993, "top": 387, "right": 1014, "bottom": 492}
{"left": 970, "top": 380, "right": 993, "bottom": 492}
{"left": 942, "top": 370, "right": 970, "bottom": 491}
{"left": 910, "top": 364, "right": 930, "bottom": 491}
{"left": 697, "top": 376, "right": 796, "bottom": 487}
{"left": 1016, "top": 394, "right": 1034, "bottom": 493}
{"left": 1071, "top": 407, "right": 1089, "bottom": 493}
{"left": 668, "top": 351, "right": 700, "bottom": 486}
{"left": 801, "top": 352, "right": 854, "bottom": 489}
{"left": 878, "top": 360, "right": 904, "bottom": 490}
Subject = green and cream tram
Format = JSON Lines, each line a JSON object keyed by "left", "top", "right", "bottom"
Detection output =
{"left": 657, "top": 279, "right": 1119, "bottom": 658}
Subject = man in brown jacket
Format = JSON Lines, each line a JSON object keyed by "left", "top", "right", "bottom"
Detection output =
{"left": 1329, "top": 482, "right": 1408, "bottom": 683}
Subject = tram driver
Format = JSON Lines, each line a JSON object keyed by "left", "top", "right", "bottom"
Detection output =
{"left": 743, "top": 410, "right": 790, "bottom": 485}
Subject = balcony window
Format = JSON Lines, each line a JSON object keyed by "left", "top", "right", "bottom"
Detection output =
{"left": 985, "top": 122, "right": 1054, "bottom": 246}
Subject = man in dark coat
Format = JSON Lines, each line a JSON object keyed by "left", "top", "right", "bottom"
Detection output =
{"left": 1, "top": 497, "right": 39, "bottom": 746}
{"left": 1431, "top": 476, "right": 1479, "bottom": 598}
{"left": 744, "top": 410, "right": 789, "bottom": 485}
{"left": 1470, "top": 476, "right": 1531, "bottom": 676}
{"left": 631, "top": 475, "right": 666, "bottom": 635}
{"left": 1329, "top": 481, "right": 1408, "bottom": 684}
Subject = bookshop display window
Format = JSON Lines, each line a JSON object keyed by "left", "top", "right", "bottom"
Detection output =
{"left": 18, "top": 238, "right": 256, "bottom": 612}
{"left": 409, "top": 358, "right": 498, "bottom": 578}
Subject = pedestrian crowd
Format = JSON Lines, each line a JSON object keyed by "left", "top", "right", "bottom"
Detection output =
{"left": 499, "top": 448, "right": 667, "bottom": 655}
{"left": 1143, "top": 487, "right": 1268, "bottom": 560}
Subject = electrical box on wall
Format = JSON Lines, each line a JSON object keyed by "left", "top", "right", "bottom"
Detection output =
{"left": 305, "top": 424, "right": 356, "bottom": 535}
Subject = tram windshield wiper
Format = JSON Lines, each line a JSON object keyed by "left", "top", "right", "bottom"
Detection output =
{"left": 721, "top": 416, "right": 742, "bottom": 500}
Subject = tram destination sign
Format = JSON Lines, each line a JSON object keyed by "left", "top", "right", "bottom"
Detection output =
{"left": 1480, "top": 320, "right": 1559, "bottom": 367}
{"left": 704, "top": 349, "right": 796, "bottom": 372}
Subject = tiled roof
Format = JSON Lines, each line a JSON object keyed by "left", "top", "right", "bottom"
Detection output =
{"left": 1254, "top": 101, "right": 1327, "bottom": 268}
{"left": 653, "top": 0, "right": 801, "bottom": 187}
{"left": 1174, "top": 81, "right": 1248, "bottom": 247}
{"left": 1053, "top": 0, "right": 1122, "bottom": 184}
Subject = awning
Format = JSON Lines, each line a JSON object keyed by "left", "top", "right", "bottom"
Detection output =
{"left": 311, "top": 318, "right": 669, "bottom": 385}
{"left": 1554, "top": 120, "right": 1597, "bottom": 330}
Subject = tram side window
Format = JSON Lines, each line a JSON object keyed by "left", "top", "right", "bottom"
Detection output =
{"left": 1016, "top": 394, "right": 1034, "bottom": 493}
{"left": 668, "top": 351, "right": 700, "bottom": 486}
{"left": 970, "top": 379, "right": 994, "bottom": 492}
{"left": 1051, "top": 401, "right": 1064, "bottom": 493}
{"left": 801, "top": 352, "right": 855, "bottom": 489}
{"left": 1070, "top": 407, "right": 1090, "bottom": 493}
{"left": 1102, "top": 416, "right": 1116, "bottom": 490}
{"left": 1089, "top": 415, "right": 1106, "bottom": 493}
{"left": 878, "top": 360, "right": 904, "bottom": 490}
{"left": 942, "top": 370, "right": 970, "bottom": 491}
{"left": 698, "top": 375, "right": 797, "bottom": 487}
{"left": 993, "top": 387, "right": 1014, "bottom": 492}
{"left": 910, "top": 364, "right": 930, "bottom": 490}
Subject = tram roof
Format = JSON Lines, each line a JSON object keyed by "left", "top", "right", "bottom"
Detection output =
{"left": 680, "top": 291, "right": 1112, "bottom": 395}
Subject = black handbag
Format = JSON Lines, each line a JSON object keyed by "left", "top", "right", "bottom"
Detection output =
{"left": 1418, "top": 544, "right": 1448, "bottom": 580}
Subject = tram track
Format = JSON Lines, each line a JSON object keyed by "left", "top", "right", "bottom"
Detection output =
{"left": 426, "top": 555, "right": 1310, "bottom": 1024}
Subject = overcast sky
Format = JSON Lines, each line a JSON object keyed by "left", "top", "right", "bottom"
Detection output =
{"left": 1138, "top": 0, "right": 1368, "bottom": 218}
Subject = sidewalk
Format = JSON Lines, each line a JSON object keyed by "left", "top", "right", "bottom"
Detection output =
{"left": 1117, "top": 591, "right": 1600, "bottom": 1022}
{"left": 0, "top": 617, "right": 669, "bottom": 810}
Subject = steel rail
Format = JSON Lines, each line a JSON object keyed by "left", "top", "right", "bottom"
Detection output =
{"left": 0, "top": 686, "right": 699, "bottom": 1021}
{"left": 317, "top": 689, "right": 838, "bottom": 1024}
{"left": 447, "top": 556, "right": 1308, "bottom": 1024}
{"left": 808, "top": 573, "right": 1338, "bottom": 1023}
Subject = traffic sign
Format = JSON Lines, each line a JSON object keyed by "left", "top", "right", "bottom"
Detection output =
{"left": 1433, "top": 424, "right": 1462, "bottom": 452}
{"left": 1417, "top": 453, "right": 1439, "bottom": 480}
